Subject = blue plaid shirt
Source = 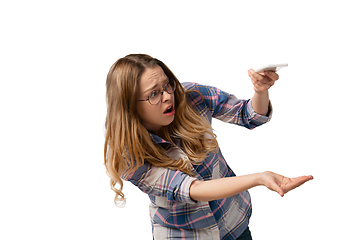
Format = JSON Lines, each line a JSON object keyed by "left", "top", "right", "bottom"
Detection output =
{"left": 123, "top": 82, "right": 272, "bottom": 239}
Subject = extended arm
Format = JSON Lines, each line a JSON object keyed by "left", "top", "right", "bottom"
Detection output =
{"left": 189, "top": 171, "right": 313, "bottom": 202}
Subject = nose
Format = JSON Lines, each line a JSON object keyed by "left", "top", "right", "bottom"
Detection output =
{"left": 161, "top": 90, "right": 172, "bottom": 102}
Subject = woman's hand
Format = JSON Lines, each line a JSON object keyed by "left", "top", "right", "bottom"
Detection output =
{"left": 260, "top": 171, "right": 314, "bottom": 197}
{"left": 189, "top": 172, "right": 313, "bottom": 202}
{"left": 248, "top": 69, "right": 279, "bottom": 93}
{"left": 249, "top": 69, "right": 279, "bottom": 115}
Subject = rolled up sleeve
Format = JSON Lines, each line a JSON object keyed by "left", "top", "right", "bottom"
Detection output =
{"left": 247, "top": 99, "right": 272, "bottom": 126}
{"left": 123, "top": 163, "right": 198, "bottom": 204}
{"left": 183, "top": 82, "right": 272, "bottom": 129}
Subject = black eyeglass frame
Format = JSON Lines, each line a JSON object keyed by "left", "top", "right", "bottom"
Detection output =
{"left": 137, "top": 80, "right": 176, "bottom": 105}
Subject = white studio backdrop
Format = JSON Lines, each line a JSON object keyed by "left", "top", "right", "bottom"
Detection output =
{"left": 1, "top": 1, "right": 359, "bottom": 239}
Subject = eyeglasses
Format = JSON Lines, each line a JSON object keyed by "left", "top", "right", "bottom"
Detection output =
{"left": 137, "top": 80, "right": 176, "bottom": 105}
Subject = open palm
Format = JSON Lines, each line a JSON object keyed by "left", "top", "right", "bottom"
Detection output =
{"left": 262, "top": 171, "right": 314, "bottom": 197}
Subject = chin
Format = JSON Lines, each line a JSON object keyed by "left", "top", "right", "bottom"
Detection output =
{"left": 164, "top": 117, "right": 175, "bottom": 126}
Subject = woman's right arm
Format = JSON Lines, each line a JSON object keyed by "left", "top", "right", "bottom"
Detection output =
{"left": 189, "top": 171, "right": 313, "bottom": 202}
{"left": 182, "top": 82, "right": 271, "bottom": 130}
{"left": 123, "top": 163, "right": 198, "bottom": 204}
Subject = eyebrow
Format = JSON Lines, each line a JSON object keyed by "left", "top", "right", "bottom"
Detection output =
{"left": 143, "top": 78, "right": 169, "bottom": 94}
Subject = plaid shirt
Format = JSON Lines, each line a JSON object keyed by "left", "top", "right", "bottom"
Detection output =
{"left": 124, "top": 82, "right": 272, "bottom": 239}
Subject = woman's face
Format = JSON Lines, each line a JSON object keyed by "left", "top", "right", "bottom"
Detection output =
{"left": 136, "top": 65, "right": 176, "bottom": 134}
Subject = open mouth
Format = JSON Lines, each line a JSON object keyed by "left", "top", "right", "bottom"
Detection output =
{"left": 164, "top": 105, "right": 174, "bottom": 114}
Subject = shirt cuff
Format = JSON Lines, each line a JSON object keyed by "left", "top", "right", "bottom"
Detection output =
{"left": 171, "top": 174, "right": 198, "bottom": 204}
{"left": 247, "top": 99, "right": 273, "bottom": 124}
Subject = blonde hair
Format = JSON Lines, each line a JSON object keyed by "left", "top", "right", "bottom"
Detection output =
{"left": 104, "top": 54, "right": 218, "bottom": 207}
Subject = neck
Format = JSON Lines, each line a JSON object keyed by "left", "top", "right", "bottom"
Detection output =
{"left": 155, "top": 128, "right": 166, "bottom": 139}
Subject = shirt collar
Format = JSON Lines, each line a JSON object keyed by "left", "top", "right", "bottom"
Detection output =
{"left": 149, "top": 132, "right": 168, "bottom": 144}
{"left": 149, "top": 132, "right": 182, "bottom": 147}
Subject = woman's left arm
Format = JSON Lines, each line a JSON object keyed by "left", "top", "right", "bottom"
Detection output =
{"left": 248, "top": 69, "right": 279, "bottom": 116}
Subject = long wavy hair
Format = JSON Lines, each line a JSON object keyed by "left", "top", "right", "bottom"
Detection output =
{"left": 104, "top": 54, "right": 218, "bottom": 207}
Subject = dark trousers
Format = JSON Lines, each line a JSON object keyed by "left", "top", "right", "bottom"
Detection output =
{"left": 236, "top": 227, "right": 253, "bottom": 240}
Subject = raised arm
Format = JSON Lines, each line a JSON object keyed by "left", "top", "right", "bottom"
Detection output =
{"left": 189, "top": 171, "right": 313, "bottom": 202}
{"left": 182, "top": 82, "right": 272, "bottom": 129}
{"left": 248, "top": 69, "right": 279, "bottom": 116}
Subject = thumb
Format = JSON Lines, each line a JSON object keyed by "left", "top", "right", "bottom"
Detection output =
{"left": 277, "top": 188, "right": 285, "bottom": 197}
{"left": 268, "top": 181, "right": 284, "bottom": 197}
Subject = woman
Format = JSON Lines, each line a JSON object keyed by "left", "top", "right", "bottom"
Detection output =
{"left": 104, "top": 54, "right": 313, "bottom": 240}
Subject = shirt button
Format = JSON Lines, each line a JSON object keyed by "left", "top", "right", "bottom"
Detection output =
{"left": 207, "top": 213, "right": 212, "bottom": 217}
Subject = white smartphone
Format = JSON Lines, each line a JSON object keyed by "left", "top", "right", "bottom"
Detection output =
{"left": 253, "top": 63, "right": 288, "bottom": 73}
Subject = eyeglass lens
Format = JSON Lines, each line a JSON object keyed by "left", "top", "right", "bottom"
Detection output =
{"left": 148, "top": 80, "right": 176, "bottom": 105}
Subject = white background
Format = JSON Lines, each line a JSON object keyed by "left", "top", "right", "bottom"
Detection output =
{"left": 1, "top": 1, "right": 359, "bottom": 239}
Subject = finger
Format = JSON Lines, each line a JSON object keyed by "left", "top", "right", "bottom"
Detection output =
{"left": 268, "top": 180, "right": 285, "bottom": 197}
{"left": 248, "top": 69, "right": 273, "bottom": 84}
{"left": 278, "top": 188, "right": 284, "bottom": 197}
{"left": 251, "top": 71, "right": 267, "bottom": 82}
{"left": 262, "top": 171, "right": 286, "bottom": 197}
{"left": 250, "top": 74, "right": 273, "bottom": 88}
{"left": 264, "top": 71, "right": 279, "bottom": 81}
{"left": 252, "top": 79, "right": 274, "bottom": 92}
{"left": 248, "top": 69, "right": 254, "bottom": 76}
{"left": 249, "top": 69, "right": 279, "bottom": 83}
{"left": 253, "top": 75, "right": 276, "bottom": 87}
{"left": 283, "top": 175, "right": 313, "bottom": 194}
